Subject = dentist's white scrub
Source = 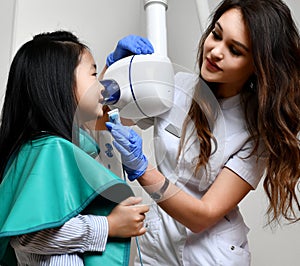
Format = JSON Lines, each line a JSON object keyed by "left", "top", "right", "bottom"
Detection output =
{"left": 134, "top": 72, "right": 266, "bottom": 266}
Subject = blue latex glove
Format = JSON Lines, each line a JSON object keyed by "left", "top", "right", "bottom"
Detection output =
{"left": 106, "top": 121, "right": 148, "bottom": 181}
{"left": 106, "top": 35, "right": 154, "bottom": 67}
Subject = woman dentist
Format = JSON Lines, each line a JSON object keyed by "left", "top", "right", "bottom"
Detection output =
{"left": 105, "top": 0, "right": 300, "bottom": 265}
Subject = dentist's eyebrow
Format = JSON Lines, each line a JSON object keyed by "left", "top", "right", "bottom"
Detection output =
{"left": 216, "top": 21, "right": 223, "bottom": 31}
{"left": 216, "top": 21, "right": 250, "bottom": 52}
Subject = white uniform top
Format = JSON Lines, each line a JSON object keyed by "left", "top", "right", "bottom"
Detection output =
{"left": 135, "top": 72, "right": 266, "bottom": 266}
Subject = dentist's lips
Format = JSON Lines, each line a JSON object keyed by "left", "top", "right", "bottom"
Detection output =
{"left": 205, "top": 58, "right": 222, "bottom": 72}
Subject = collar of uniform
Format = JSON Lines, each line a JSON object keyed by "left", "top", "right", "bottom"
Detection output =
{"left": 218, "top": 93, "right": 241, "bottom": 110}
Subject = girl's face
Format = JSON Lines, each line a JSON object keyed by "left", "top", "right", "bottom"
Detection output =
{"left": 75, "top": 49, "right": 104, "bottom": 121}
{"left": 201, "top": 8, "right": 254, "bottom": 98}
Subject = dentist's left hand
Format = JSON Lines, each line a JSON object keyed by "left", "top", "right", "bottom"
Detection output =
{"left": 106, "top": 122, "right": 148, "bottom": 181}
{"left": 106, "top": 35, "right": 154, "bottom": 67}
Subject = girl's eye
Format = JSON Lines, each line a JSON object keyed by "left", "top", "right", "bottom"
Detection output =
{"left": 212, "top": 30, "right": 222, "bottom": 41}
{"left": 92, "top": 72, "right": 98, "bottom": 77}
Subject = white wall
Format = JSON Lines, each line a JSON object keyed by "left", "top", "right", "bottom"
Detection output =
{"left": 11, "top": 0, "right": 145, "bottom": 70}
{"left": 0, "top": 0, "right": 145, "bottom": 109}
{"left": 1, "top": 0, "right": 299, "bottom": 265}
{"left": 0, "top": 0, "right": 16, "bottom": 108}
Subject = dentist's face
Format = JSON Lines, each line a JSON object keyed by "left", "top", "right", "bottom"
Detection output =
{"left": 201, "top": 8, "right": 254, "bottom": 98}
{"left": 75, "top": 49, "right": 104, "bottom": 121}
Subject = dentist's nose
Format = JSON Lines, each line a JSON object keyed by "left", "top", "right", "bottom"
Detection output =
{"left": 210, "top": 44, "right": 224, "bottom": 61}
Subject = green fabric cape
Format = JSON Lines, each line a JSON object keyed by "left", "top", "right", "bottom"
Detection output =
{"left": 0, "top": 132, "right": 133, "bottom": 266}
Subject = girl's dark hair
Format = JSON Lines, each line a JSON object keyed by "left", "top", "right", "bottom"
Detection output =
{"left": 180, "top": 0, "right": 300, "bottom": 224}
{"left": 0, "top": 30, "right": 87, "bottom": 180}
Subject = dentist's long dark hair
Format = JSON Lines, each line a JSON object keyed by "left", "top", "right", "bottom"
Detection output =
{"left": 180, "top": 0, "right": 300, "bottom": 224}
{"left": 0, "top": 31, "right": 86, "bottom": 181}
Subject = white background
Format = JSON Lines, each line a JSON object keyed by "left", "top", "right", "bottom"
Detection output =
{"left": 0, "top": 1, "right": 299, "bottom": 265}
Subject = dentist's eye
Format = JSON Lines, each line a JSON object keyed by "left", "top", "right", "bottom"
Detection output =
{"left": 230, "top": 46, "right": 242, "bottom": 56}
{"left": 212, "top": 30, "right": 222, "bottom": 41}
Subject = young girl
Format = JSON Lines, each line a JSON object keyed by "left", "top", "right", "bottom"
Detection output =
{"left": 0, "top": 30, "right": 149, "bottom": 266}
{"left": 105, "top": 0, "right": 300, "bottom": 265}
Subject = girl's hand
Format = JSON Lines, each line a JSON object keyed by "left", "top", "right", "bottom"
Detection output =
{"left": 107, "top": 196, "right": 149, "bottom": 237}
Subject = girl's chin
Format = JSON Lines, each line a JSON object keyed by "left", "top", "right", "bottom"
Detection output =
{"left": 97, "top": 109, "right": 104, "bottom": 118}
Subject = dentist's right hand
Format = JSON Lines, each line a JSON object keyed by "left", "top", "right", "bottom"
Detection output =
{"left": 106, "top": 35, "right": 154, "bottom": 67}
{"left": 106, "top": 121, "right": 148, "bottom": 181}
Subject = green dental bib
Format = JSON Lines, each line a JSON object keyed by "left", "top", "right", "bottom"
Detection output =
{"left": 0, "top": 133, "right": 133, "bottom": 266}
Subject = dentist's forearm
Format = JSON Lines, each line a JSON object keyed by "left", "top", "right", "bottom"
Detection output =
{"left": 138, "top": 165, "right": 208, "bottom": 233}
